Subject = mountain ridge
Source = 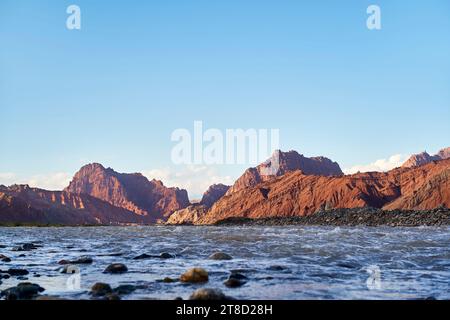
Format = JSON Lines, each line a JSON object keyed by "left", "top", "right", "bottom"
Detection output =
{"left": 65, "top": 163, "right": 190, "bottom": 222}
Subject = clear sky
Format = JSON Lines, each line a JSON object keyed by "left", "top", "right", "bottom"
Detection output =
{"left": 1, "top": 1, "right": 449, "bottom": 198}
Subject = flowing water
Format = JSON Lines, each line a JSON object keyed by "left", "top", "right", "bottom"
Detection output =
{"left": 1, "top": 226, "right": 449, "bottom": 300}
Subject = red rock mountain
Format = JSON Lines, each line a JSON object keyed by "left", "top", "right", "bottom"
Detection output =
{"left": 166, "top": 183, "right": 230, "bottom": 225}
{"left": 200, "top": 184, "right": 230, "bottom": 208}
{"left": 402, "top": 147, "right": 450, "bottom": 168}
{"left": 198, "top": 159, "right": 450, "bottom": 224}
{"left": 166, "top": 204, "right": 208, "bottom": 225}
{"left": 226, "top": 150, "right": 343, "bottom": 195}
{"left": 65, "top": 163, "right": 189, "bottom": 222}
{"left": 0, "top": 185, "right": 146, "bottom": 225}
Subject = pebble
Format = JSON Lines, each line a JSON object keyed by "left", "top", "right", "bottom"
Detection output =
{"left": 7, "top": 268, "right": 29, "bottom": 276}
{"left": 229, "top": 272, "right": 248, "bottom": 280}
{"left": 60, "top": 264, "right": 80, "bottom": 274}
{"left": 1, "top": 282, "right": 45, "bottom": 300}
{"left": 113, "top": 285, "right": 137, "bottom": 295}
{"left": 224, "top": 278, "right": 246, "bottom": 288}
{"left": 159, "top": 252, "right": 175, "bottom": 259}
{"left": 189, "top": 288, "right": 233, "bottom": 300}
{"left": 133, "top": 253, "right": 152, "bottom": 260}
{"left": 12, "top": 243, "right": 40, "bottom": 252}
{"left": 208, "top": 252, "right": 233, "bottom": 260}
{"left": 58, "top": 256, "right": 93, "bottom": 265}
{"left": 161, "top": 277, "right": 177, "bottom": 283}
{"left": 0, "top": 254, "right": 11, "bottom": 263}
{"left": 267, "top": 265, "right": 287, "bottom": 271}
{"left": 103, "top": 263, "right": 128, "bottom": 274}
{"left": 106, "top": 293, "right": 121, "bottom": 300}
{"left": 90, "top": 283, "right": 113, "bottom": 296}
{"left": 180, "top": 268, "right": 209, "bottom": 283}
{"left": 133, "top": 252, "right": 174, "bottom": 260}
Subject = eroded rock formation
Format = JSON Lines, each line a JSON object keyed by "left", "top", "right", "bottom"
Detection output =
{"left": 65, "top": 163, "right": 190, "bottom": 222}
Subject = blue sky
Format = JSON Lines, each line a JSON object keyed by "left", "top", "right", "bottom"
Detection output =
{"left": 1, "top": 1, "right": 449, "bottom": 198}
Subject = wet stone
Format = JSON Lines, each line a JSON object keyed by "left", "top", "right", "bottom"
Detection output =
{"left": 208, "top": 252, "right": 233, "bottom": 260}
{"left": 224, "top": 278, "right": 246, "bottom": 288}
{"left": 58, "top": 256, "right": 93, "bottom": 265}
{"left": 180, "top": 268, "right": 209, "bottom": 283}
{"left": 189, "top": 288, "right": 233, "bottom": 300}
{"left": 161, "top": 277, "right": 177, "bottom": 283}
{"left": 267, "top": 265, "right": 287, "bottom": 271}
{"left": 229, "top": 272, "right": 248, "bottom": 280}
{"left": 104, "top": 263, "right": 128, "bottom": 274}
{"left": 133, "top": 253, "right": 152, "bottom": 260}
{"left": 1, "top": 282, "right": 45, "bottom": 300}
{"left": 0, "top": 254, "right": 11, "bottom": 263}
{"left": 106, "top": 293, "right": 121, "bottom": 300}
{"left": 12, "top": 243, "right": 41, "bottom": 252}
{"left": 159, "top": 252, "right": 175, "bottom": 259}
{"left": 60, "top": 264, "right": 80, "bottom": 274}
{"left": 90, "top": 283, "right": 113, "bottom": 296}
{"left": 133, "top": 252, "right": 174, "bottom": 260}
{"left": 7, "top": 268, "right": 29, "bottom": 276}
{"left": 113, "top": 285, "right": 137, "bottom": 295}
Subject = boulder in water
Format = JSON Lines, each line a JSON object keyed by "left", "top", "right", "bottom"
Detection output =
{"left": 180, "top": 268, "right": 209, "bottom": 283}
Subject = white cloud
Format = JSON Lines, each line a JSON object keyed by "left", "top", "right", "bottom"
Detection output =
{"left": 143, "top": 165, "right": 234, "bottom": 199}
{"left": 0, "top": 173, "right": 16, "bottom": 186}
{"left": 26, "top": 172, "right": 72, "bottom": 191}
{"left": 0, "top": 172, "right": 72, "bottom": 191}
{"left": 344, "top": 154, "right": 408, "bottom": 175}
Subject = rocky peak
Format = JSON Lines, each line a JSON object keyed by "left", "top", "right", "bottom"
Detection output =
{"left": 65, "top": 164, "right": 190, "bottom": 222}
{"left": 227, "top": 149, "right": 343, "bottom": 195}
{"left": 402, "top": 147, "right": 450, "bottom": 168}
{"left": 200, "top": 184, "right": 230, "bottom": 208}
{"left": 436, "top": 147, "right": 450, "bottom": 159}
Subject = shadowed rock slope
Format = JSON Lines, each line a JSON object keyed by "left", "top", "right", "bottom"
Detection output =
{"left": 0, "top": 185, "right": 146, "bottom": 225}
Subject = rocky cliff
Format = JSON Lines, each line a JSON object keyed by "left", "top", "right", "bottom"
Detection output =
{"left": 0, "top": 185, "right": 146, "bottom": 225}
{"left": 226, "top": 150, "right": 343, "bottom": 195}
{"left": 166, "top": 183, "right": 230, "bottom": 225}
{"left": 200, "top": 184, "right": 230, "bottom": 208}
{"left": 65, "top": 163, "right": 190, "bottom": 222}
{"left": 166, "top": 204, "right": 208, "bottom": 225}
{"left": 198, "top": 159, "right": 450, "bottom": 224}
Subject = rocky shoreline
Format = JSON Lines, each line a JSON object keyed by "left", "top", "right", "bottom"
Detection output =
{"left": 0, "top": 239, "right": 242, "bottom": 300}
{"left": 214, "top": 207, "right": 450, "bottom": 227}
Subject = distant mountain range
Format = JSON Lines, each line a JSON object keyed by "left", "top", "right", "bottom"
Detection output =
{"left": 402, "top": 147, "right": 450, "bottom": 168}
{"left": 1, "top": 147, "right": 449, "bottom": 225}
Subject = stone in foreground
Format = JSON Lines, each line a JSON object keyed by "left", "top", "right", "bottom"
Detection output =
{"left": 103, "top": 263, "right": 128, "bottom": 274}
{"left": 189, "top": 288, "right": 233, "bottom": 300}
{"left": 1, "top": 282, "right": 45, "bottom": 300}
{"left": 180, "top": 268, "right": 209, "bottom": 283}
{"left": 209, "top": 252, "right": 233, "bottom": 260}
